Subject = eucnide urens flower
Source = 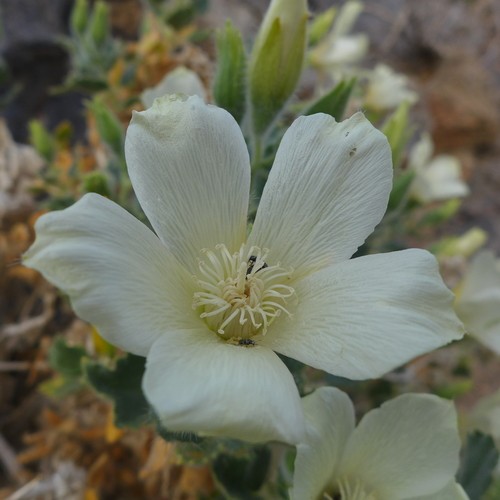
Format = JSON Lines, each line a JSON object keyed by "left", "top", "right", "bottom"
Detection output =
{"left": 291, "top": 388, "right": 468, "bottom": 500}
{"left": 24, "top": 95, "right": 464, "bottom": 444}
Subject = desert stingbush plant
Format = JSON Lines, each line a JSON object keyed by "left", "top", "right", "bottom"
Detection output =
{"left": 22, "top": 0, "right": 500, "bottom": 497}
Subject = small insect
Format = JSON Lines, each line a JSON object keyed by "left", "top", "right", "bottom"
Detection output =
{"left": 238, "top": 338, "right": 256, "bottom": 346}
{"left": 247, "top": 255, "right": 268, "bottom": 276}
{"left": 349, "top": 147, "right": 357, "bottom": 157}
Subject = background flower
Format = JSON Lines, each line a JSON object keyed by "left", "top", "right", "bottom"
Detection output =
{"left": 455, "top": 251, "right": 500, "bottom": 354}
{"left": 291, "top": 387, "right": 466, "bottom": 500}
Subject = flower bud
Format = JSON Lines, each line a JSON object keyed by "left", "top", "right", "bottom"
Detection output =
{"left": 70, "top": 0, "right": 89, "bottom": 36}
{"left": 90, "top": 1, "right": 110, "bottom": 47}
{"left": 249, "top": 0, "right": 308, "bottom": 135}
{"left": 213, "top": 20, "right": 247, "bottom": 124}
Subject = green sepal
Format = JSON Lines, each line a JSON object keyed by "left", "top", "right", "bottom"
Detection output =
{"left": 382, "top": 101, "right": 412, "bottom": 167}
{"left": 212, "top": 445, "right": 271, "bottom": 497}
{"left": 49, "top": 337, "right": 87, "bottom": 379}
{"left": 213, "top": 20, "right": 247, "bottom": 124}
{"left": 84, "top": 353, "right": 152, "bottom": 428}
{"left": 457, "top": 431, "right": 499, "bottom": 500}
{"left": 387, "top": 169, "right": 415, "bottom": 211}
{"left": 304, "top": 78, "right": 356, "bottom": 121}
{"left": 250, "top": 14, "right": 307, "bottom": 135}
{"left": 87, "top": 98, "right": 125, "bottom": 160}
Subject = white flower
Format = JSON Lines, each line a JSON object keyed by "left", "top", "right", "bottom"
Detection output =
{"left": 409, "top": 133, "right": 469, "bottom": 203}
{"left": 291, "top": 387, "right": 467, "bottom": 500}
{"left": 310, "top": 1, "right": 368, "bottom": 76}
{"left": 140, "top": 66, "right": 206, "bottom": 108}
{"left": 455, "top": 251, "right": 500, "bottom": 354}
{"left": 24, "top": 95, "right": 463, "bottom": 444}
{"left": 365, "top": 64, "right": 418, "bottom": 112}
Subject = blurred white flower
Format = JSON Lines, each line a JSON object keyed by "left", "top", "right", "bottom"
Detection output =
{"left": 24, "top": 96, "right": 463, "bottom": 444}
{"left": 409, "top": 133, "right": 469, "bottom": 203}
{"left": 141, "top": 66, "right": 206, "bottom": 108}
{"left": 291, "top": 387, "right": 467, "bottom": 500}
{"left": 310, "top": 1, "right": 368, "bottom": 77}
{"left": 365, "top": 64, "right": 418, "bottom": 112}
{"left": 455, "top": 251, "right": 500, "bottom": 354}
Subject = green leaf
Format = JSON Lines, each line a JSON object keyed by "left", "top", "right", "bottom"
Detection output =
{"left": 419, "top": 198, "right": 461, "bottom": 227}
{"left": 87, "top": 98, "right": 124, "bottom": 160}
{"left": 213, "top": 20, "right": 247, "bottom": 124}
{"left": 49, "top": 338, "right": 87, "bottom": 379}
{"left": 40, "top": 375, "right": 85, "bottom": 399}
{"left": 308, "top": 7, "right": 336, "bottom": 47}
{"left": 213, "top": 445, "right": 271, "bottom": 497}
{"left": 84, "top": 354, "right": 152, "bottom": 428}
{"left": 457, "top": 431, "right": 499, "bottom": 500}
{"left": 387, "top": 170, "right": 415, "bottom": 211}
{"left": 29, "top": 120, "right": 55, "bottom": 162}
{"left": 382, "top": 101, "right": 412, "bottom": 167}
{"left": 70, "top": 0, "right": 89, "bottom": 36}
{"left": 304, "top": 77, "right": 356, "bottom": 121}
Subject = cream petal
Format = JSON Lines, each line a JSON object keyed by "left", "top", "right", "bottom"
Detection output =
{"left": 290, "top": 387, "right": 355, "bottom": 500}
{"left": 261, "top": 249, "right": 464, "bottom": 379}
{"left": 338, "top": 394, "right": 461, "bottom": 499}
{"left": 23, "top": 194, "right": 197, "bottom": 356}
{"left": 248, "top": 112, "right": 392, "bottom": 277}
{"left": 143, "top": 329, "right": 305, "bottom": 444}
{"left": 125, "top": 95, "right": 250, "bottom": 273}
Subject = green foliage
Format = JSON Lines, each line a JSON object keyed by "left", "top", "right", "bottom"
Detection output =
{"left": 29, "top": 120, "right": 56, "bottom": 162}
{"left": 40, "top": 338, "right": 88, "bottom": 398}
{"left": 49, "top": 337, "right": 87, "bottom": 378}
{"left": 387, "top": 170, "right": 415, "bottom": 212}
{"left": 62, "top": 0, "right": 120, "bottom": 91}
{"left": 82, "top": 171, "right": 111, "bottom": 196}
{"left": 213, "top": 20, "right": 247, "bottom": 124}
{"left": 457, "top": 431, "right": 499, "bottom": 500}
{"left": 89, "top": 2, "right": 110, "bottom": 47}
{"left": 70, "top": 0, "right": 89, "bottom": 35}
{"left": 213, "top": 445, "right": 271, "bottom": 498}
{"left": 87, "top": 98, "right": 125, "bottom": 161}
{"left": 84, "top": 354, "right": 152, "bottom": 428}
{"left": 382, "top": 101, "right": 412, "bottom": 167}
{"left": 308, "top": 7, "right": 336, "bottom": 47}
{"left": 305, "top": 78, "right": 356, "bottom": 121}
{"left": 419, "top": 199, "right": 461, "bottom": 227}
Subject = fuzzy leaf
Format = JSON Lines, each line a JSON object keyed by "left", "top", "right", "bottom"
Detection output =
{"left": 84, "top": 354, "right": 151, "bottom": 428}
{"left": 49, "top": 338, "right": 87, "bottom": 379}
{"left": 457, "top": 431, "right": 499, "bottom": 500}
{"left": 213, "top": 445, "right": 271, "bottom": 497}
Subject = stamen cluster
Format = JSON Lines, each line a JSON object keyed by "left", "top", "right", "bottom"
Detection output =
{"left": 192, "top": 244, "right": 295, "bottom": 340}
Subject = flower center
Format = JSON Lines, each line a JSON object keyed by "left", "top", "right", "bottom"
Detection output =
{"left": 192, "top": 244, "right": 295, "bottom": 341}
{"left": 327, "top": 478, "right": 377, "bottom": 500}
